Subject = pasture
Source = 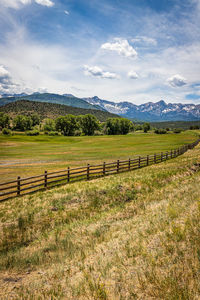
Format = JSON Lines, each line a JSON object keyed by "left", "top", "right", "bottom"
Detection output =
{"left": 0, "top": 131, "right": 198, "bottom": 182}
{"left": 0, "top": 137, "right": 199, "bottom": 299}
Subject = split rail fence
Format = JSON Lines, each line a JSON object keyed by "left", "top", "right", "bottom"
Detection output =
{"left": 0, "top": 138, "right": 200, "bottom": 202}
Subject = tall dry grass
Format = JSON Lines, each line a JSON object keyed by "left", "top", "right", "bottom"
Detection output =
{"left": 0, "top": 145, "right": 200, "bottom": 299}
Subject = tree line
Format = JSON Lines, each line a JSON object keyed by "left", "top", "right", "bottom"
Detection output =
{"left": 0, "top": 112, "right": 153, "bottom": 136}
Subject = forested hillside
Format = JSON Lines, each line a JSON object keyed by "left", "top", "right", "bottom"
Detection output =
{"left": 0, "top": 93, "right": 105, "bottom": 111}
{"left": 0, "top": 100, "right": 119, "bottom": 122}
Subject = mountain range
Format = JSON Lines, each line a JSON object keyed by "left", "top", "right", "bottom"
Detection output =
{"left": 83, "top": 96, "right": 200, "bottom": 122}
{"left": 0, "top": 93, "right": 200, "bottom": 122}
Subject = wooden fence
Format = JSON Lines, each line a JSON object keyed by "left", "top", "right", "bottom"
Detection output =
{"left": 0, "top": 138, "right": 200, "bottom": 202}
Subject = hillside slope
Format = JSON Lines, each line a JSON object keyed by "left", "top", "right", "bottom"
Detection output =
{"left": 0, "top": 100, "right": 119, "bottom": 122}
{"left": 0, "top": 93, "right": 104, "bottom": 111}
{"left": 0, "top": 143, "right": 200, "bottom": 299}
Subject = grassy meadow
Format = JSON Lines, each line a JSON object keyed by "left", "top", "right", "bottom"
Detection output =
{"left": 0, "top": 130, "right": 198, "bottom": 183}
{"left": 0, "top": 136, "right": 200, "bottom": 299}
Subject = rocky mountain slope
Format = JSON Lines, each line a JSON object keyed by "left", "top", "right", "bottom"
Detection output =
{"left": 83, "top": 96, "right": 200, "bottom": 121}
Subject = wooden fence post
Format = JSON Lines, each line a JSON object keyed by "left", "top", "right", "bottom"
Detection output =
{"left": 17, "top": 176, "right": 21, "bottom": 196}
{"left": 147, "top": 155, "right": 149, "bottom": 166}
{"left": 128, "top": 158, "right": 131, "bottom": 171}
{"left": 67, "top": 167, "right": 70, "bottom": 183}
{"left": 87, "top": 164, "right": 90, "bottom": 180}
{"left": 44, "top": 171, "right": 47, "bottom": 188}
{"left": 154, "top": 153, "right": 156, "bottom": 163}
{"left": 166, "top": 151, "right": 168, "bottom": 160}
{"left": 138, "top": 156, "right": 141, "bottom": 168}
{"left": 161, "top": 152, "right": 163, "bottom": 162}
{"left": 117, "top": 160, "right": 119, "bottom": 173}
{"left": 103, "top": 162, "right": 106, "bottom": 176}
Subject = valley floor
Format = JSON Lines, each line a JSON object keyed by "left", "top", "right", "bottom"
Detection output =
{"left": 0, "top": 131, "right": 197, "bottom": 182}
{"left": 0, "top": 142, "right": 200, "bottom": 299}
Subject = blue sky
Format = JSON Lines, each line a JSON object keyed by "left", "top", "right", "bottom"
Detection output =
{"left": 0, "top": 0, "right": 200, "bottom": 104}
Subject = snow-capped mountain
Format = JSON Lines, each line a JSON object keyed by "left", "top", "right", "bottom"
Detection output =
{"left": 83, "top": 96, "right": 200, "bottom": 121}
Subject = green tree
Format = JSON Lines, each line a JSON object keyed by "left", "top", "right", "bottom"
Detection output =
{"left": 105, "top": 118, "right": 121, "bottom": 135}
{"left": 79, "top": 114, "right": 99, "bottom": 136}
{"left": 105, "top": 118, "right": 132, "bottom": 135}
{"left": 0, "top": 112, "right": 10, "bottom": 129}
{"left": 143, "top": 122, "right": 150, "bottom": 133}
{"left": 13, "top": 115, "right": 33, "bottom": 131}
{"left": 43, "top": 118, "right": 55, "bottom": 132}
{"left": 55, "top": 115, "right": 78, "bottom": 136}
{"left": 135, "top": 124, "right": 143, "bottom": 131}
{"left": 120, "top": 118, "right": 132, "bottom": 135}
{"left": 31, "top": 114, "right": 40, "bottom": 126}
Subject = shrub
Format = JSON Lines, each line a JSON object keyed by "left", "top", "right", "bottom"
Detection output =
{"left": 74, "top": 129, "right": 82, "bottom": 136}
{"left": 26, "top": 130, "right": 40, "bottom": 136}
{"left": 48, "top": 131, "right": 59, "bottom": 136}
{"left": 94, "top": 130, "right": 103, "bottom": 136}
{"left": 173, "top": 128, "right": 182, "bottom": 134}
{"left": 154, "top": 128, "right": 167, "bottom": 134}
{"left": 2, "top": 128, "right": 11, "bottom": 135}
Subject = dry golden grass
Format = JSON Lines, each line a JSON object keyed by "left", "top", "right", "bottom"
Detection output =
{"left": 0, "top": 144, "right": 200, "bottom": 299}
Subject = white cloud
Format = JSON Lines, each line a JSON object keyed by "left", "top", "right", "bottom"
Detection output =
{"left": 167, "top": 74, "right": 187, "bottom": 87}
{"left": 0, "top": 65, "right": 10, "bottom": 79}
{"left": 34, "top": 0, "right": 54, "bottom": 7}
{"left": 132, "top": 36, "right": 157, "bottom": 46}
{"left": 64, "top": 10, "right": 69, "bottom": 15}
{"left": 0, "top": 0, "right": 54, "bottom": 8}
{"left": 128, "top": 70, "right": 139, "bottom": 79}
{"left": 0, "top": 65, "right": 19, "bottom": 93}
{"left": 84, "top": 65, "right": 119, "bottom": 79}
{"left": 101, "top": 38, "right": 137, "bottom": 58}
{"left": 0, "top": 0, "right": 31, "bottom": 8}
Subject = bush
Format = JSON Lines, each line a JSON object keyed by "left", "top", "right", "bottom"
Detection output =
{"left": 48, "top": 131, "right": 59, "bottom": 136}
{"left": 74, "top": 129, "right": 82, "bottom": 136}
{"left": 154, "top": 128, "right": 167, "bottom": 134}
{"left": 94, "top": 130, "right": 103, "bottom": 136}
{"left": 173, "top": 128, "right": 182, "bottom": 134}
{"left": 26, "top": 130, "right": 40, "bottom": 136}
{"left": 2, "top": 128, "right": 12, "bottom": 135}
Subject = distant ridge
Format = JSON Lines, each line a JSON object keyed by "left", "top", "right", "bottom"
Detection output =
{"left": 0, "top": 93, "right": 105, "bottom": 111}
{"left": 0, "top": 100, "right": 119, "bottom": 122}
{"left": 1, "top": 92, "right": 200, "bottom": 121}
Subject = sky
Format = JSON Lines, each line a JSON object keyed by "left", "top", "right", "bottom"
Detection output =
{"left": 0, "top": 0, "right": 200, "bottom": 104}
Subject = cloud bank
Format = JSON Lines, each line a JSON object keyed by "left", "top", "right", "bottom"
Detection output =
{"left": 0, "top": 0, "right": 54, "bottom": 8}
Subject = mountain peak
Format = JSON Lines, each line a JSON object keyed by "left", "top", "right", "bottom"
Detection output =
{"left": 157, "top": 100, "right": 166, "bottom": 105}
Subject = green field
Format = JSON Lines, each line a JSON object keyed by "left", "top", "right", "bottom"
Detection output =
{"left": 0, "top": 131, "right": 198, "bottom": 183}
{"left": 0, "top": 136, "right": 199, "bottom": 299}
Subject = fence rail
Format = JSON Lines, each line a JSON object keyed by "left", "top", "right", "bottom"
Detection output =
{"left": 0, "top": 138, "right": 200, "bottom": 202}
